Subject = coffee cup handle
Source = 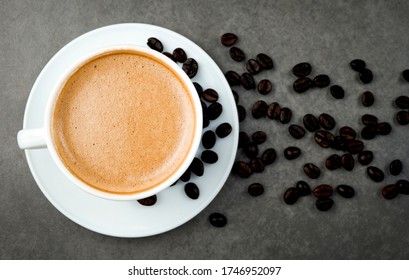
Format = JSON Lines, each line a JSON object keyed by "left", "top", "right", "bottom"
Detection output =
{"left": 17, "top": 128, "right": 47, "bottom": 149}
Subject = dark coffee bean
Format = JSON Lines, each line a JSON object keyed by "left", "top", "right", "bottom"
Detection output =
{"left": 304, "top": 163, "right": 321, "bottom": 179}
{"left": 350, "top": 59, "right": 366, "bottom": 72}
{"left": 293, "top": 77, "right": 312, "bottom": 93}
{"left": 345, "top": 140, "right": 364, "bottom": 154}
{"left": 225, "top": 70, "right": 241, "bottom": 86}
{"left": 248, "top": 183, "right": 264, "bottom": 196}
{"left": 172, "top": 48, "right": 187, "bottom": 63}
{"left": 376, "top": 122, "right": 392, "bottom": 135}
{"left": 147, "top": 37, "right": 163, "bottom": 52}
{"left": 330, "top": 85, "right": 345, "bottom": 99}
{"left": 200, "top": 101, "right": 207, "bottom": 114}
{"left": 358, "top": 150, "right": 373, "bottom": 166}
{"left": 234, "top": 161, "right": 252, "bottom": 178}
{"left": 256, "top": 53, "right": 273, "bottom": 70}
{"left": 261, "top": 148, "right": 277, "bottom": 165}
{"left": 240, "top": 72, "right": 255, "bottom": 89}
{"left": 238, "top": 131, "right": 249, "bottom": 148}
{"left": 313, "top": 184, "right": 333, "bottom": 198}
{"left": 339, "top": 126, "right": 356, "bottom": 141}
{"left": 249, "top": 158, "right": 265, "bottom": 173}
{"left": 319, "top": 113, "right": 335, "bottom": 130}
{"left": 209, "top": 213, "right": 227, "bottom": 227}
{"left": 341, "top": 153, "right": 355, "bottom": 171}
{"left": 313, "top": 74, "right": 331, "bottom": 88}
{"left": 314, "top": 130, "right": 335, "bottom": 148}
{"left": 202, "top": 130, "right": 216, "bottom": 149}
{"left": 170, "top": 180, "right": 178, "bottom": 187}
{"left": 180, "top": 168, "right": 191, "bottom": 182}
{"left": 193, "top": 82, "right": 203, "bottom": 97}
{"left": 403, "top": 69, "right": 409, "bottom": 82}
{"left": 221, "top": 33, "right": 237, "bottom": 46}
{"left": 295, "top": 180, "right": 311, "bottom": 196}
{"left": 184, "top": 182, "right": 200, "bottom": 199}
{"left": 288, "top": 124, "right": 306, "bottom": 139}
{"left": 316, "top": 198, "right": 334, "bottom": 211}
{"left": 361, "top": 91, "right": 375, "bottom": 107}
{"left": 284, "top": 146, "right": 301, "bottom": 160}
{"left": 137, "top": 195, "right": 157, "bottom": 206}
{"left": 182, "top": 58, "right": 198, "bottom": 78}
{"left": 397, "top": 179, "right": 409, "bottom": 195}
{"left": 303, "top": 114, "right": 320, "bottom": 132}
{"left": 201, "top": 150, "right": 218, "bottom": 164}
{"left": 395, "top": 96, "right": 409, "bottom": 109}
{"left": 361, "top": 126, "right": 377, "bottom": 140}
{"left": 206, "top": 102, "right": 223, "bottom": 120}
{"left": 252, "top": 100, "right": 268, "bottom": 119}
{"left": 202, "top": 88, "right": 219, "bottom": 103}
{"left": 284, "top": 187, "right": 301, "bottom": 205}
{"left": 216, "top": 122, "right": 232, "bottom": 138}
{"left": 246, "top": 59, "right": 262, "bottom": 75}
{"left": 331, "top": 136, "right": 347, "bottom": 151}
{"left": 232, "top": 90, "right": 239, "bottom": 104}
{"left": 258, "top": 79, "right": 273, "bottom": 95}
{"left": 163, "top": 52, "right": 176, "bottom": 62}
{"left": 359, "top": 68, "right": 373, "bottom": 84}
{"left": 367, "top": 166, "right": 384, "bottom": 182}
{"left": 361, "top": 114, "right": 378, "bottom": 126}
{"left": 336, "top": 185, "right": 355, "bottom": 198}
{"left": 325, "top": 154, "right": 342, "bottom": 170}
{"left": 279, "top": 107, "right": 292, "bottom": 124}
{"left": 382, "top": 184, "right": 399, "bottom": 200}
{"left": 397, "top": 111, "right": 409, "bottom": 125}
{"left": 203, "top": 115, "right": 209, "bottom": 128}
{"left": 190, "top": 157, "right": 204, "bottom": 177}
{"left": 252, "top": 131, "right": 267, "bottom": 145}
{"left": 237, "top": 105, "right": 246, "bottom": 122}
{"left": 389, "top": 159, "right": 403, "bottom": 176}
{"left": 244, "top": 142, "right": 259, "bottom": 159}
{"left": 267, "top": 102, "right": 281, "bottom": 120}
{"left": 292, "top": 62, "right": 312, "bottom": 77}
{"left": 229, "top": 47, "right": 245, "bottom": 62}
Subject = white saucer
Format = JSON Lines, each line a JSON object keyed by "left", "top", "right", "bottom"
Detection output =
{"left": 22, "top": 23, "right": 238, "bottom": 237}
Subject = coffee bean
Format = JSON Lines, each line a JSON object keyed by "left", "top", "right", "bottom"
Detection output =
{"left": 201, "top": 150, "right": 218, "bottom": 164}
{"left": 330, "top": 85, "right": 345, "bottom": 99}
{"left": 304, "top": 163, "right": 321, "bottom": 179}
{"left": 249, "top": 158, "right": 265, "bottom": 173}
{"left": 170, "top": 180, "right": 178, "bottom": 187}
{"left": 389, "top": 159, "right": 403, "bottom": 176}
{"left": 184, "top": 182, "right": 200, "bottom": 199}
{"left": 209, "top": 213, "right": 227, "bottom": 227}
{"left": 293, "top": 78, "right": 312, "bottom": 93}
{"left": 292, "top": 62, "right": 312, "bottom": 77}
{"left": 182, "top": 58, "right": 198, "bottom": 78}
{"left": 229, "top": 47, "right": 245, "bottom": 62}
{"left": 331, "top": 136, "right": 347, "bottom": 151}
{"left": 397, "top": 179, "right": 409, "bottom": 195}
{"left": 361, "top": 91, "right": 375, "bottom": 107}
{"left": 202, "top": 88, "right": 219, "bottom": 103}
{"left": 403, "top": 69, "right": 409, "bottom": 82}
{"left": 234, "top": 161, "right": 252, "bottom": 178}
{"left": 241, "top": 72, "right": 255, "bottom": 89}
{"left": 252, "top": 131, "right": 267, "bottom": 145}
{"left": 256, "top": 53, "right": 273, "bottom": 70}
{"left": 221, "top": 33, "right": 237, "bottom": 46}
{"left": 314, "top": 130, "right": 335, "bottom": 148}
{"left": 316, "top": 198, "right": 334, "bottom": 211}
{"left": 397, "top": 111, "right": 409, "bottom": 125}
{"left": 303, "top": 114, "right": 320, "bottom": 132}
{"left": 225, "top": 70, "right": 241, "bottom": 86}
{"left": 147, "top": 37, "right": 163, "bottom": 52}
{"left": 295, "top": 180, "right": 311, "bottom": 196}
{"left": 248, "top": 183, "right": 264, "bottom": 196}
{"left": 237, "top": 105, "right": 246, "bottom": 122}
{"left": 359, "top": 68, "right": 373, "bottom": 84}
{"left": 252, "top": 100, "right": 268, "bottom": 119}
{"left": 358, "top": 150, "right": 373, "bottom": 166}
{"left": 232, "top": 90, "right": 239, "bottom": 104}
{"left": 395, "top": 96, "right": 409, "bottom": 109}
{"left": 137, "top": 195, "right": 157, "bottom": 206}
{"left": 267, "top": 102, "right": 281, "bottom": 120}
{"left": 203, "top": 115, "right": 209, "bottom": 128}
{"left": 284, "top": 187, "right": 301, "bottom": 205}
{"left": 382, "top": 184, "right": 399, "bottom": 200}
{"left": 284, "top": 146, "right": 301, "bottom": 160}
{"left": 172, "top": 47, "right": 187, "bottom": 63}
{"left": 261, "top": 148, "right": 277, "bottom": 165}
{"left": 325, "top": 154, "right": 341, "bottom": 170}
{"left": 313, "top": 74, "right": 331, "bottom": 88}
{"left": 180, "top": 168, "right": 191, "bottom": 182}
{"left": 206, "top": 102, "right": 223, "bottom": 120}
{"left": 288, "top": 124, "right": 306, "bottom": 139}
{"left": 345, "top": 140, "right": 364, "bottom": 154}
{"left": 341, "top": 153, "right": 355, "bottom": 171}
{"left": 319, "top": 113, "right": 335, "bottom": 130}
{"left": 361, "top": 114, "right": 378, "bottom": 126}
{"left": 339, "top": 126, "right": 356, "bottom": 141}
{"left": 313, "top": 184, "right": 333, "bottom": 198}
{"left": 216, "top": 122, "right": 232, "bottom": 138}
{"left": 361, "top": 126, "right": 377, "bottom": 140}
{"left": 258, "top": 79, "right": 273, "bottom": 95}
{"left": 367, "top": 166, "right": 384, "bottom": 182}
{"left": 202, "top": 130, "right": 216, "bottom": 149}
{"left": 246, "top": 59, "right": 262, "bottom": 75}
{"left": 350, "top": 59, "right": 366, "bottom": 72}
{"left": 279, "top": 108, "right": 292, "bottom": 124}
{"left": 244, "top": 142, "right": 259, "bottom": 159}
{"left": 376, "top": 122, "right": 392, "bottom": 135}
{"left": 238, "top": 131, "right": 250, "bottom": 148}
{"left": 193, "top": 82, "right": 203, "bottom": 97}
{"left": 336, "top": 185, "right": 355, "bottom": 198}
{"left": 190, "top": 157, "right": 204, "bottom": 176}
{"left": 163, "top": 52, "right": 176, "bottom": 62}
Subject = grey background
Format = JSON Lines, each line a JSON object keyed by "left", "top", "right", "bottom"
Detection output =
{"left": 1, "top": 0, "right": 409, "bottom": 259}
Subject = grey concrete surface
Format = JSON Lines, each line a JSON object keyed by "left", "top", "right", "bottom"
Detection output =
{"left": 1, "top": 0, "right": 409, "bottom": 259}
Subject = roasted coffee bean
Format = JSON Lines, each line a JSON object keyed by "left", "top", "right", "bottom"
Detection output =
{"left": 147, "top": 37, "right": 163, "bottom": 52}
{"left": 292, "top": 62, "right": 312, "bottom": 77}
{"left": 170, "top": 180, "right": 178, "bottom": 187}
{"left": 232, "top": 90, "right": 239, "bottom": 104}
{"left": 209, "top": 213, "right": 227, "bottom": 227}
{"left": 331, "top": 136, "right": 347, "bottom": 151}
{"left": 258, "top": 79, "right": 273, "bottom": 95}
{"left": 303, "top": 114, "right": 320, "bottom": 132}
{"left": 267, "top": 102, "right": 281, "bottom": 120}
{"left": 202, "top": 130, "right": 216, "bottom": 149}
{"left": 304, "top": 163, "right": 321, "bottom": 179}
{"left": 225, "top": 70, "right": 241, "bottom": 86}
{"left": 295, "top": 180, "right": 311, "bottom": 196}
{"left": 137, "top": 195, "right": 157, "bottom": 206}
{"left": 341, "top": 153, "right": 355, "bottom": 171}
{"left": 382, "top": 184, "right": 399, "bottom": 200}
{"left": 201, "top": 150, "right": 218, "bottom": 164}
{"left": 359, "top": 68, "right": 373, "bottom": 84}
{"left": 202, "top": 88, "right": 219, "bottom": 103}
{"left": 345, "top": 140, "right": 364, "bottom": 154}
{"left": 336, "top": 185, "right": 355, "bottom": 198}
{"left": 184, "top": 182, "right": 200, "bottom": 199}
{"left": 163, "top": 52, "right": 176, "bottom": 62}
{"left": 284, "top": 146, "right": 301, "bottom": 160}
{"left": 293, "top": 77, "right": 312, "bottom": 93}
{"left": 319, "top": 113, "right": 335, "bottom": 130}
{"left": 361, "top": 126, "right": 377, "bottom": 140}
{"left": 361, "top": 91, "right": 375, "bottom": 107}
{"left": 325, "top": 154, "right": 342, "bottom": 170}
{"left": 403, "top": 69, "right": 409, "bottom": 82}
{"left": 238, "top": 131, "right": 250, "bottom": 148}
{"left": 330, "top": 85, "right": 345, "bottom": 99}
{"left": 246, "top": 59, "right": 262, "bottom": 75}
{"left": 248, "top": 183, "right": 264, "bottom": 196}
{"left": 182, "top": 58, "right": 198, "bottom": 78}
{"left": 316, "top": 198, "right": 334, "bottom": 211}
{"left": 261, "top": 148, "right": 277, "bottom": 165}
{"left": 350, "top": 59, "right": 366, "bottom": 72}
{"left": 361, "top": 114, "right": 378, "bottom": 126}
{"left": 221, "top": 33, "right": 237, "bottom": 46}
{"left": 389, "top": 159, "right": 403, "bottom": 176}
{"left": 244, "top": 142, "right": 259, "bottom": 159}
{"left": 172, "top": 47, "right": 187, "bottom": 63}
{"left": 256, "top": 53, "right": 273, "bottom": 70}
{"left": 313, "top": 184, "right": 333, "bottom": 198}
{"left": 216, "top": 122, "right": 232, "bottom": 138}
{"left": 249, "top": 158, "right": 265, "bottom": 173}
{"left": 190, "top": 157, "right": 204, "bottom": 176}
{"left": 203, "top": 115, "right": 209, "bottom": 128}
{"left": 358, "top": 150, "right": 373, "bottom": 166}
{"left": 314, "top": 130, "right": 335, "bottom": 148}
{"left": 284, "top": 187, "right": 301, "bottom": 205}
{"left": 339, "top": 126, "right": 356, "bottom": 141}
{"left": 237, "top": 105, "right": 246, "bottom": 122}
{"left": 206, "top": 102, "right": 223, "bottom": 120}
{"left": 252, "top": 131, "right": 267, "bottom": 145}
{"left": 193, "top": 82, "right": 203, "bottom": 97}
{"left": 288, "top": 124, "right": 306, "bottom": 139}
{"left": 234, "top": 161, "right": 252, "bottom": 178}
{"left": 397, "top": 179, "right": 409, "bottom": 195}
{"left": 279, "top": 108, "right": 292, "bottom": 124}
{"left": 229, "top": 47, "right": 245, "bottom": 62}
{"left": 395, "top": 96, "right": 409, "bottom": 109}
{"left": 180, "top": 168, "right": 191, "bottom": 182}
{"left": 367, "top": 166, "right": 384, "bottom": 182}
{"left": 200, "top": 101, "right": 207, "bottom": 114}
{"left": 376, "top": 122, "right": 392, "bottom": 135}
{"left": 252, "top": 100, "right": 268, "bottom": 119}
{"left": 397, "top": 110, "right": 409, "bottom": 125}
{"left": 313, "top": 74, "right": 330, "bottom": 88}
{"left": 241, "top": 72, "right": 255, "bottom": 89}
